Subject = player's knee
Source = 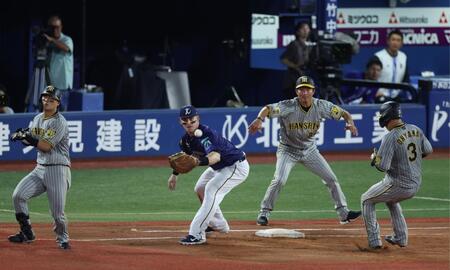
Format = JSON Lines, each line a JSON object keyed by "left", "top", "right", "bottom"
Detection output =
{"left": 272, "top": 176, "right": 287, "bottom": 187}
{"left": 12, "top": 190, "right": 25, "bottom": 203}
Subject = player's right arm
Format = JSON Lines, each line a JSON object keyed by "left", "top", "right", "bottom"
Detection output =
{"left": 248, "top": 105, "right": 270, "bottom": 134}
{"left": 249, "top": 102, "right": 285, "bottom": 134}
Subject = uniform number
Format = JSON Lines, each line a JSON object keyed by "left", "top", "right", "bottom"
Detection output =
{"left": 407, "top": 143, "right": 417, "bottom": 162}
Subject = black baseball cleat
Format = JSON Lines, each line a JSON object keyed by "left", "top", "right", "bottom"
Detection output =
{"left": 256, "top": 210, "right": 270, "bottom": 226}
{"left": 179, "top": 235, "right": 206, "bottom": 245}
{"left": 59, "top": 242, "right": 71, "bottom": 250}
{"left": 8, "top": 231, "right": 35, "bottom": 243}
{"left": 384, "top": 235, "right": 406, "bottom": 247}
{"left": 340, "top": 210, "right": 362, "bottom": 224}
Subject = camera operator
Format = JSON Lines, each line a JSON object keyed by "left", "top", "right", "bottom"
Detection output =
{"left": 44, "top": 15, "right": 73, "bottom": 111}
{"left": 280, "top": 22, "right": 313, "bottom": 99}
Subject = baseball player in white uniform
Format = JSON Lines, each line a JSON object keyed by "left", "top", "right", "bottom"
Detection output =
{"left": 248, "top": 76, "right": 361, "bottom": 226}
{"left": 168, "top": 105, "right": 250, "bottom": 245}
{"left": 8, "top": 86, "right": 71, "bottom": 250}
{"left": 362, "top": 101, "right": 432, "bottom": 249}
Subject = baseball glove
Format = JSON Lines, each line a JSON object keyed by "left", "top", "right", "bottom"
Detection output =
{"left": 10, "top": 128, "right": 38, "bottom": 147}
{"left": 168, "top": 151, "right": 199, "bottom": 174}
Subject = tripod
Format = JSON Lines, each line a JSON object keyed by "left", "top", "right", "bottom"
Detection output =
{"left": 25, "top": 58, "right": 50, "bottom": 112}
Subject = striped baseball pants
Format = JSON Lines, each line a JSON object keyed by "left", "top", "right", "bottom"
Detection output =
{"left": 361, "top": 178, "right": 418, "bottom": 248}
{"left": 260, "top": 147, "right": 350, "bottom": 220}
{"left": 12, "top": 165, "right": 71, "bottom": 243}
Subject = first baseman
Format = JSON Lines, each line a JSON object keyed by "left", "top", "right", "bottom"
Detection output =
{"left": 248, "top": 76, "right": 361, "bottom": 226}
{"left": 8, "top": 86, "right": 72, "bottom": 249}
{"left": 168, "top": 105, "right": 250, "bottom": 245}
{"left": 362, "top": 101, "right": 433, "bottom": 249}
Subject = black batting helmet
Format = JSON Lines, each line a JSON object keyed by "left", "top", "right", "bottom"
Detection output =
{"left": 40, "top": 85, "right": 62, "bottom": 102}
{"left": 378, "top": 101, "right": 402, "bottom": 128}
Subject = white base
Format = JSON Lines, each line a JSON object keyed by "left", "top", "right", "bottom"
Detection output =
{"left": 255, "top": 228, "right": 305, "bottom": 238}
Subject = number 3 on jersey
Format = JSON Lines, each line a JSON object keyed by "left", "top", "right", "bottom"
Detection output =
{"left": 407, "top": 143, "right": 417, "bottom": 161}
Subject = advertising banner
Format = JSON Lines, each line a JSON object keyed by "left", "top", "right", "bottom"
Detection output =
{"left": 0, "top": 105, "right": 429, "bottom": 161}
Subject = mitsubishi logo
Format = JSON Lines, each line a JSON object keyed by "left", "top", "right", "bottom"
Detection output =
{"left": 222, "top": 115, "right": 249, "bottom": 148}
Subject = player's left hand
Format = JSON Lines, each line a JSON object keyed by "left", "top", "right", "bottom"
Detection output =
{"left": 370, "top": 148, "right": 377, "bottom": 166}
{"left": 345, "top": 124, "right": 358, "bottom": 136}
{"left": 168, "top": 174, "right": 177, "bottom": 191}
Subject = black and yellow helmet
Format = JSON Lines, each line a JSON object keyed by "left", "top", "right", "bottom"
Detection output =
{"left": 40, "top": 85, "right": 62, "bottom": 102}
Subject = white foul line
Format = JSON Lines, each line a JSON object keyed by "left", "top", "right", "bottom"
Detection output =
{"left": 414, "top": 196, "right": 450, "bottom": 202}
{"left": 131, "top": 226, "right": 449, "bottom": 233}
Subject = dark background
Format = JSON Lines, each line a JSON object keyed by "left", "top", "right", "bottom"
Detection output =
{"left": 0, "top": 0, "right": 296, "bottom": 112}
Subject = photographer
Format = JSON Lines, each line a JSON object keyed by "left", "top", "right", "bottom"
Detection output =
{"left": 45, "top": 15, "right": 73, "bottom": 111}
{"left": 280, "top": 22, "right": 312, "bottom": 99}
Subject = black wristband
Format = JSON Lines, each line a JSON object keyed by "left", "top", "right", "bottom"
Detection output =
{"left": 198, "top": 156, "right": 209, "bottom": 166}
{"left": 172, "top": 170, "right": 179, "bottom": 176}
{"left": 257, "top": 116, "right": 264, "bottom": 121}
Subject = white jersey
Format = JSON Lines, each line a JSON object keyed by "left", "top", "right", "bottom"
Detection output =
{"left": 30, "top": 112, "right": 70, "bottom": 166}
{"left": 375, "top": 49, "right": 407, "bottom": 98}
{"left": 266, "top": 97, "right": 343, "bottom": 150}
{"left": 375, "top": 123, "right": 433, "bottom": 188}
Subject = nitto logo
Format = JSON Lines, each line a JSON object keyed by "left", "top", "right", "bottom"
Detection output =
{"left": 222, "top": 115, "right": 249, "bottom": 148}
{"left": 403, "top": 29, "right": 439, "bottom": 45}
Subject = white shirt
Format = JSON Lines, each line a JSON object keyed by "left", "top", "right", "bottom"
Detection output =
{"left": 375, "top": 49, "right": 407, "bottom": 98}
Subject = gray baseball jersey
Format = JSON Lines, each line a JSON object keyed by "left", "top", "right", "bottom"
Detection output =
{"left": 31, "top": 113, "right": 70, "bottom": 166}
{"left": 268, "top": 97, "right": 342, "bottom": 150}
{"left": 362, "top": 123, "right": 433, "bottom": 248}
{"left": 12, "top": 112, "right": 71, "bottom": 243}
{"left": 260, "top": 97, "right": 351, "bottom": 221}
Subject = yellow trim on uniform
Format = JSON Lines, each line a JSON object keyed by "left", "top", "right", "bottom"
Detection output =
{"left": 295, "top": 83, "right": 315, "bottom": 89}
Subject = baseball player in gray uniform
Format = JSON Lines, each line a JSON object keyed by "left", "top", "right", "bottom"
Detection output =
{"left": 8, "top": 86, "right": 71, "bottom": 249}
{"left": 248, "top": 76, "right": 361, "bottom": 226}
{"left": 362, "top": 101, "right": 432, "bottom": 249}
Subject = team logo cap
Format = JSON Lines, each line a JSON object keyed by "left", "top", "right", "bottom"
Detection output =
{"left": 179, "top": 105, "right": 199, "bottom": 118}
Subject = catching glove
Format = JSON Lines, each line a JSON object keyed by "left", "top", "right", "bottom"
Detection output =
{"left": 168, "top": 151, "right": 199, "bottom": 174}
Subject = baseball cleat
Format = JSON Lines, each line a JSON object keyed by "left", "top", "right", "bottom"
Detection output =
{"left": 257, "top": 210, "right": 270, "bottom": 226}
{"left": 340, "top": 210, "right": 362, "bottom": 224}
{"left": 384, "top": 235, "right": 406, "bottom": 247}
{"left": 179, "top": 235, "right": 206, "bottom": 245}
{"left": 8, "top": 231, "right": 35, "bottom": 243}
{"left": 59, "top": 241, "right": 71, "bottom": 250}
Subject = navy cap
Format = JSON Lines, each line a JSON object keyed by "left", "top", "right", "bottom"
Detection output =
{"left": 179, "top": 105, "right": 198, "bottom": 118}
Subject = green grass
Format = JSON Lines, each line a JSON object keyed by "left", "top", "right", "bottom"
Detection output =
{"left": 0, "top": 159, "right": 448, "bottom": 223}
